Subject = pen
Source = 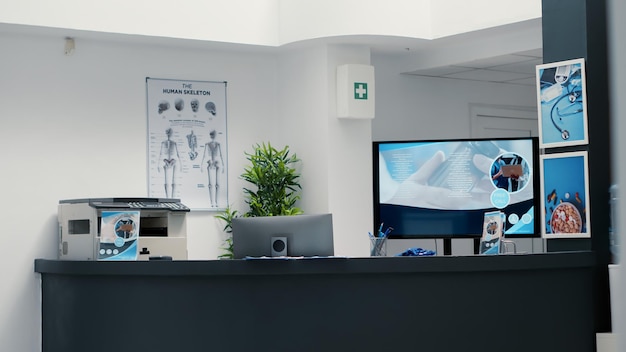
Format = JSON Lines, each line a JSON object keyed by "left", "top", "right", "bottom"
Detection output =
{"left": 378, "top": 223, "right": 384, "bottom": 236}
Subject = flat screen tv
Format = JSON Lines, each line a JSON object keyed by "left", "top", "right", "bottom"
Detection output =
{"left": 373, "top": 137, "right": 540, "bottom": 239}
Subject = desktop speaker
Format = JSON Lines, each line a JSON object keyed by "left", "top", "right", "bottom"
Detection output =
{"left": 271, "top": 236, "right": 287, "bottom": 257}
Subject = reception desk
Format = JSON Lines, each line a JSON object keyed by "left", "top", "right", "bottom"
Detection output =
{"left": 35, "top": 252, "right": 595, "bottom": 352}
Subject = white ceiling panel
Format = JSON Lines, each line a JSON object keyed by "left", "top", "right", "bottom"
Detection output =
{"left": 405, "top": 50, "right": 543, "bottom": 86}
{"left": 444, "top": 69, "right": 531, "bottom": 82}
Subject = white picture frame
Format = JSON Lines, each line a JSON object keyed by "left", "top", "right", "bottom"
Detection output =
{"left": 540, "top": 151, "right": 591, "bottom": 238}
{"left": 535, "top": 58, "right": 589, "bottom": 149}
{"left": 146, "top": 78, "right": 228, "bottom": 211}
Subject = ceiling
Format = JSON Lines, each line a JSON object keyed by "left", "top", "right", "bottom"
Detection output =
{"left": 404, "top": 48, "right": 543, "bottom": 86}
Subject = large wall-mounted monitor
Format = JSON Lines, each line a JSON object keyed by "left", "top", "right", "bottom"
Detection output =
{"left": 373, "top": 137, "right": 540, "bottom": 239}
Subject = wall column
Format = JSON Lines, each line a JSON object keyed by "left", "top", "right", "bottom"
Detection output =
{"left": 276, "top": 44, "right": 373, "bottom": 257}
{"left": 542, "top": 0, "right": 612, "bottom": 332}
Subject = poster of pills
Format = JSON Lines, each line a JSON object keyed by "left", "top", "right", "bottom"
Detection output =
{"left": 146, "top": 78, "right": 228, "bottom": 211}
{"left": 540, "top": 151, "right": 590, "bottom": 238}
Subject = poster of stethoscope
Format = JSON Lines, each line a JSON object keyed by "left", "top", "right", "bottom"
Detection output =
{"left": 540, "top": 151, "right": 591, "bottom": 239}
{"left": 536, "top": 58, "right": 589, "bottom": 148}
{"left": 146, "top": 78, "right": 228, "bottom": 211}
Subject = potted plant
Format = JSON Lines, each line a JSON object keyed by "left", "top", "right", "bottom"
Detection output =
{"left": 215, "top": 142, "right": 303, "bottom": 258}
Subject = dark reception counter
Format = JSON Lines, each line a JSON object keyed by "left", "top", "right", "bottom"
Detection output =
{"left": 35, "top": 252, "right": 595, "bottom": 352}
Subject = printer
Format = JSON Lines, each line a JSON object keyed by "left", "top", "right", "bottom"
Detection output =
{"left": 58, "top": 197, "right": 190, "bottom": 260}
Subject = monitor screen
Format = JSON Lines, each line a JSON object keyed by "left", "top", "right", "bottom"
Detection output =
{"left": 373, "top": 137, "right": 540, "bottom": 238}
{"left": 231, "top": 214, "right": 334, "bottom": 258}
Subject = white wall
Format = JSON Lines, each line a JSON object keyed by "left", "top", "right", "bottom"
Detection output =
{"left": 278, "top": 0, "right": 432, "bottom": 42}
{"left": 276, "top": 45, "right": 331, "bottom": 213}
{"left": 430, "top": 0, "right": 541, "bottom": 38}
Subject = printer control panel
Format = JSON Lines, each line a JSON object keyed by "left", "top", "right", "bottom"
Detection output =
{"left": 127, "top": 201, "right": 189, "bottom": 211}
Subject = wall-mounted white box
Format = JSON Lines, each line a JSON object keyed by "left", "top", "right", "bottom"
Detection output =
{"left": 337, "top": 64, "right": 375, "bottom": 119}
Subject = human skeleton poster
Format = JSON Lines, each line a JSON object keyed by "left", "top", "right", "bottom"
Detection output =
{"left": 146, "top": 78, "right": 228, "bottom": 211}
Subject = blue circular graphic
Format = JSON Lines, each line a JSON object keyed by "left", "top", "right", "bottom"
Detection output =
{"left": 491, "top": 189, "right": 510, "bottom": 209}
{"left": 114, "top": 237, "right": 125, "bottom": 247}
{"left": 114, "top": 217, "right": 137, "bottom": 240}
{"left": 508, "top": 213, "right": 519, "bottom": 225}
{"left": 521, "top": 213, "right": 532, "bottom": 224}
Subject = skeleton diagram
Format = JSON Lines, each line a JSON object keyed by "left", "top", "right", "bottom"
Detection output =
{"left": 201, "top": 130, "right": 224, "bottom": 207}
{"left": 187, "top": 130, "right": 198, "bottom": 160}
{"left": 158, "top": 128, "right": 181, "bottom": 198}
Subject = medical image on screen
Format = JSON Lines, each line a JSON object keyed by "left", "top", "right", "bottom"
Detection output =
{"left": 374, "top": 138, "right": 539, "bottom": 238}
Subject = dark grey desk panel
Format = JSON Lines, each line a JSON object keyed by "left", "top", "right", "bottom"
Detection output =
{"left": 34, "top": 251, "right": 594, "bottom": 276}
{"left": 35, "top": 252, "right": 596, "bottom": 352}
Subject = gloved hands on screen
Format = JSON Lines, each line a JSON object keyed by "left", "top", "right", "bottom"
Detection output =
{"left": 385, "top": 150, "right": 494, "bottom": 210}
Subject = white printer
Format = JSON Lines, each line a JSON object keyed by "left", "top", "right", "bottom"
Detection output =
{"left": 58, "top": 197, "right": 189, "bottom": 260}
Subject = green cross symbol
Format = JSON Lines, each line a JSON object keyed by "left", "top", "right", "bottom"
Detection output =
{"left": 354, "top": 82, "right": 368, "bottom": 100}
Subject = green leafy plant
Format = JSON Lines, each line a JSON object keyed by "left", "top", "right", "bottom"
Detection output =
{"left": 214, "top": 206, "right": 239, "bottom": 259}
{"left": 242, "top": 142, "right": 303, "bottom": 217}
{"left": 216, "top": 142, "right": 303, "bottom": 258}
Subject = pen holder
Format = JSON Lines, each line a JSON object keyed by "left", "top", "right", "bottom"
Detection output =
{"left": 370, "top": 237, "right": 387, "bottom": 257}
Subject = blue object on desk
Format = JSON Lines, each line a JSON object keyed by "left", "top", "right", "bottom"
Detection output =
{"left": 396, "top": 248, "right": 436, "bottom": 257}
